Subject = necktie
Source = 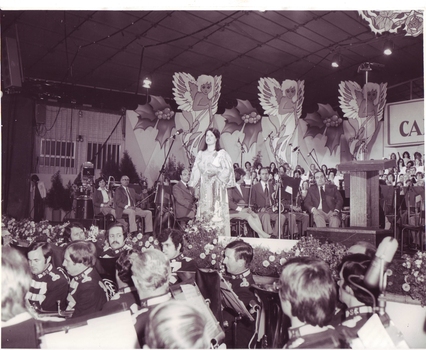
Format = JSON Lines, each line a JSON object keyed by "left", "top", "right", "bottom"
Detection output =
{"left": 320, "top": 186, "right": 330, "bottom": 213}
{"left": 125, "top": 187, "right": 134, "bottom": 206}
{"left": 264, "top": 184, "right": 270, "bottom": 206}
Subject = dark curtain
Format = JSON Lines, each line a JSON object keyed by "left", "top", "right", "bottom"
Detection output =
{"left": 2, "top": 95, "right": 35, "bottom": 219}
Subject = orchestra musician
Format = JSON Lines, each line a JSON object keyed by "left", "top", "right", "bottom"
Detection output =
{"left": 250, "top": 167, "right": 287, "bottom": 238}
{"left": 228, "top": 168, "right": 272, "bottom": 238}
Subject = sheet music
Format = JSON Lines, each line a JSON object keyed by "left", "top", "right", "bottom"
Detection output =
{"left": 357, "top": 313, "right": 395, "bottom": 348}
{"left": 172, "top": 283, "right": 224, "bottom": 343}
{"left": 40, "top": 310, "right": 139, "bottom": 349}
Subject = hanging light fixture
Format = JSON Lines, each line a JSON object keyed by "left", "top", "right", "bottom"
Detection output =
{"left": 383, "top": 39, "right": 394, "bottom": 55}
{"left": 331, "top": 53, "right": 342, "bottom": 68}
{"left": 142, "top": 77, "right": 152, "bottom": 89}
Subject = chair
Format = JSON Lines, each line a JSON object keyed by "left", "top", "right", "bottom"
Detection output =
{"left": 230, "top": 218, "right": 253, "bottom": 237}
{"left": 171, "top": 194, "right": 191, "bottom": 230}
{"left": 400, "top": 186, "right": 425, "bottom": 254}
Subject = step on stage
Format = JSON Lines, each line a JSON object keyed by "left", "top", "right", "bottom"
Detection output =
{"left": 306, "top": 227, "right": 393, "bottom": 248}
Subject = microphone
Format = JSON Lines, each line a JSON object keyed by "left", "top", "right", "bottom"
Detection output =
{"left": 292, "top": 146, "right": 300, "bottom": 152}
{"left": 264, "top": 131, "right": 273, "bottom": 141}
{"left": 168, "top": 129, "right": 184, "bottom": 139}
{"left": 307, "top": 149, "right": 314, "bottom": 157}
{"left": 364, "top": 236, "right": 398, "bottom": 289}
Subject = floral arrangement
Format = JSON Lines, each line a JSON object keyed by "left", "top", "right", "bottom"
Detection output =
{"left": 401, "top": 251, "right": 426, "bottom": 306}
{"left": 183, "top": 216, "right": 223, "bottom": 270}
{"left": 3, "top": 214, "right": 425, "bottom": 306}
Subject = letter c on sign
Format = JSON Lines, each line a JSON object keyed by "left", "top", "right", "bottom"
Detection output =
{"left": 400, "top": 121, "right": 409, "bottom": 137}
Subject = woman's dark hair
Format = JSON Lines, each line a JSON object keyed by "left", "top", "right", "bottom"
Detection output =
{"left": 95, "top": 176, "right": 106, "bottom": 189}
{"left": 202, "top": 128, "right": 221, "bottom": 151}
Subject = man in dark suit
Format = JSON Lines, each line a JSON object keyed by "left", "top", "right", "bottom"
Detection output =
{"left": 304, "top": 170, "right": 343, "bottom": 227}
{"left": 250, "top": 167, "right": 287, "bottom": 237}
{"left": 228, "top": 168, "right": 271, "bottom": 238}
{"left": 114, "top": 175, "right": 153, "bottom": 234}
{"left": 172, "top": 168, "right": 196, "bottom": 220}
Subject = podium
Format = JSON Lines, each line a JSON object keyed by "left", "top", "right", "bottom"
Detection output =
{"left": 337, "top": 159, "right": 396, "bottom": 227}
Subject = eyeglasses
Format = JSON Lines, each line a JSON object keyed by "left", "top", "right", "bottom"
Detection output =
{"left": 121, "top": 178, "right": 130, "bottom": 181}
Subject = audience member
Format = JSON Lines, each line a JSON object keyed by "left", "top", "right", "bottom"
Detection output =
{"left": 157, "top": 228, "right": 198, "bottom": 284}
{"left": 144, "top": 300, "right": 211, "bottom": 349}
{"left": 114, "top": 175, "right": 153, "bottom": 235}
{"left": 2, "top": 247, "right": 39, "bottom": 348}
{"left": 63, "top": 241, "right": 108, "bottom": 318}
{"left": 172, "top": 168, "right": 197, "bottom": 221}
{"left": 222, "top": 240, "right": 256, "bottom": 348}
{"left": 278, "top": 257, "right": 344, "bottom": 348}
{"left": 131, "top": 249, "right": 172, "bottom": 346}
{"left": 26, "top": 241, "right": 69, "bottom": 312}
{"left": 93, "top": 177, "right": 117, "bottom": 219}
{"left": 304, "top": 170, "right": 343, "bottom": 227}
{"left": 250, "top": 167, "right": 287, "bottom": 237}
{"left": 228, "top": 168, "right": 271, "bottom": 238}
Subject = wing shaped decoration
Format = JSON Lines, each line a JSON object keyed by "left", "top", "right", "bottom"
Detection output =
{"left": 172, "top": 72, "right": 222, "bottom": 163}
{"left": 339, "top": 81, "right": 387, "bottom": 159}
{"left": 258, "top": 78, "right": 304, "bottom": 164}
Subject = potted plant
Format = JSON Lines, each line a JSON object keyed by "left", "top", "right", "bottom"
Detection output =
{"left": 45, "top": 171, "right": 66, "bottom": 222}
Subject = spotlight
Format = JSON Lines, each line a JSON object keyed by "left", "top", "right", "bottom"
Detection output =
{"left": 142, "top": 77, "right": 152, "bottom": 89}
{"left": 383, "top": 40, "right": 394, "bottom": 55}
{"left": 331, "top": 53, "right": 342, "bottom": 68}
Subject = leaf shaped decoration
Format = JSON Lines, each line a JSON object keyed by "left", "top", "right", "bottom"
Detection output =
{"left": 134, "top": 104, "right": 156, "bottom": 131}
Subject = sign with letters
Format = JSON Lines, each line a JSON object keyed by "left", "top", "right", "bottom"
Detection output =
{"left": 385, "top": 99, "right": 424, "bottom": 146}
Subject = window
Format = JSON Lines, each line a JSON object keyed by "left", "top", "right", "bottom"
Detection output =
{"left": 87, "top": 142, "right": 121, "bottom": 170}
{"left": 40, "top": 139, "right": 75, "bottom": 168}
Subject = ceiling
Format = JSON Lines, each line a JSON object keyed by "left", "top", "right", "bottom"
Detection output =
{"left": 1, "top": 10, "right": 424, "bottom": 115}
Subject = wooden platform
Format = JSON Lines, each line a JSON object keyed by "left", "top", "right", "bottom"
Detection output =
{"left": 306, "top": 227, "right": 393, "bottom": 248}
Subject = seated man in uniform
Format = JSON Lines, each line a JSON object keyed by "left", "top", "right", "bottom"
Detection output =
{"left": 172, "top": 168, "right": 197, "bottom": 222}
{"left": 250, "top": 167, "right": 287, "bottom": 238}
{"left": 102, "top": 249, "right": 140, "bottom": 314}
{"left": 62, "top": 241, "right": 108, "bottom": 318}
{"left": 222, "top": 240, "right": 256, "bottom": 349}
{"left": 278, "top": 257, "right": 344, "bottom": 349}
{"left": 304, "top": 170, "right": 343, "bottom": 228}
{"left": 157, "top": 228, "right": 197, "bottom": 284}
{"left": 100, "top": 223, "right": 131, "bottom": 258}
{"left": 26, "top": 241, "right": 69, "bottom": 312}
{"left": 335, "top": 254, "right": 380, "bottom": 347}
{"left": 228, "top": 168, "right": 271, "bottom": 238}
{"left": 130, "top": 249, "right": 173, "bottom": 347}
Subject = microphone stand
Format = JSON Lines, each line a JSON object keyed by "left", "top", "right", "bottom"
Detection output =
{"left": 238, "top": 139, "right": 245, "bottom": 168}
{"left": 309, "top": 149, "right": 324, "bottom": 176}
{"left": 155, "top": 133, "right": 179, "bottom": 238}
{"left": 295, "top": 148, "right": 310, "bottom": 171}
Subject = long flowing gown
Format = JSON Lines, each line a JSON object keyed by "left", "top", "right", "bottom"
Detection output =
{"left": 189, "top": 149, "right": 235, "bottom": 236}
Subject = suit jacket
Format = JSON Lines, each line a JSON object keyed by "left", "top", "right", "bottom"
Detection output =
{"left": 172, "top": 181, "right": 196, "bottom": 219}
{"left": 303, "top": 183, "right": 343, "bottom": 214}
{"left": 228, "top": 185, "right": 250, "bottom": 214}
{"left": 93, "top": 188, "right": 112, "bottom": 215}
{"left": 113, "top": 186, "right": 143, "bottom": 219}
{"left": 250, "top": 181, "right": 274, "bottom": 210}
